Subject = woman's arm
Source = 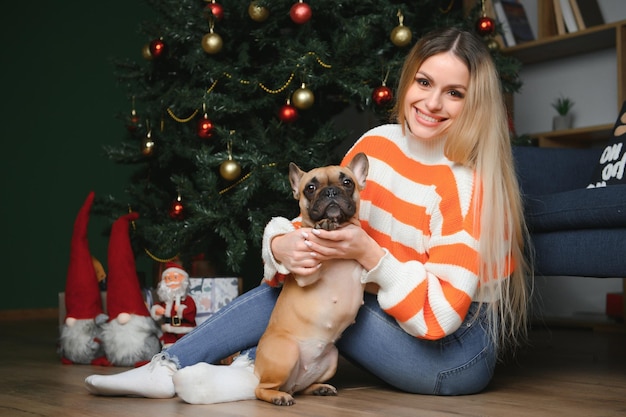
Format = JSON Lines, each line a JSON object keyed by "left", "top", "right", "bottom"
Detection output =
{"left": 261, "top": 217, "right": 322, "bottom": 285}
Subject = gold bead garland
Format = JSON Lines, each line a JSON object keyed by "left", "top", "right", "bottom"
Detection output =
{"left": 166, "top": 108, "right": 199, "bottom": 123}
{"left": 163, "top": 52, "right": 330, "bottom": 123}
{"left": 127, "top": 205, "right": 181, "bottom": 262}
{"left": 144, "top": 248, "right": 180, "bottom": 263}
{"left": 218, "top": 162, "right": 277, "bottom": 195}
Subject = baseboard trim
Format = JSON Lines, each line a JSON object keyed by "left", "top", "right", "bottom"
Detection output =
{"left": 0, "top": 308, "right": 59, "bottom": 321}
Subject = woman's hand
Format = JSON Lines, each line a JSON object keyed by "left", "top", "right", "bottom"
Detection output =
{"left": 304, "top": 223, "right": 385, "bottom": 271}
{"left": 270, "top": 228, "right": 322, "bottom": 276}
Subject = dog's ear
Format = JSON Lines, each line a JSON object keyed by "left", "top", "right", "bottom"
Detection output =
{"left": 347, "top": 153, "right": 369, "bottom": 190}
{"left": 288, "top": 162, "right": 306, "bottom": 200}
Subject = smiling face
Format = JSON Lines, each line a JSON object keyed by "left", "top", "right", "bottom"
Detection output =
{"left": 403, "top": 52, "right": 469, "bottom": 141}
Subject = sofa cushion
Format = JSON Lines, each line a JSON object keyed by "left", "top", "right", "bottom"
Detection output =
{"left": 587, "top": 101, "right": 626, "bottom": 188}
{"left": 524, "top": 185, "right": 626, "bottom": 232}
{"left": 531, "top": 228, "right": 626, "bottom": 277}
{"left": 513, "top": 146, "right": 599, "bottom": 194}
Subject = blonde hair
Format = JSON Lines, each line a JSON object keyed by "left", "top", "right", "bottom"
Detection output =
{"left": 392, "top": 27, "right": 532, "bottom": 352}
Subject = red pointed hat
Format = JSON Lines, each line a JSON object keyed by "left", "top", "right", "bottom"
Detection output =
{"left": 106, "top": 212, "right": 150, "bottom": 319}
{"left": 65, "top": 191, "right": 104, "bottom": 320}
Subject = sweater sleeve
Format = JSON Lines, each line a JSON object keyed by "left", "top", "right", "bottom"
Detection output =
{"left": 261, "top": 216, "right": 296, "bottom": 287}
{"left": 361, "top": 195, "right": 480, "bottom": 340}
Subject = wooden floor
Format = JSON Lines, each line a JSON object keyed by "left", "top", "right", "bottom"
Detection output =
{"left": 1, "top": 318, "right": 625, "bottom": 417}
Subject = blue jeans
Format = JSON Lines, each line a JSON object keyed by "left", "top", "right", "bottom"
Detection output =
{"left": 164, "top": 283, "right": 496, "bottom": 395}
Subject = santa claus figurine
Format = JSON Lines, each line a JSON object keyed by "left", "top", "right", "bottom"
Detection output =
{"left": 59, "top": 191, "right": 108, "bottom": 365}
{"left": 99, "top": 212, "right": 161, "bottom": 367}
{"left": 150, "top": 262, "right": 197, "bottom": 348}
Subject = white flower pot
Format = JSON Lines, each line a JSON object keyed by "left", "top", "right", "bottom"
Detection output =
{"left": 552, "top": 114, "right": 573, "bottom": 130}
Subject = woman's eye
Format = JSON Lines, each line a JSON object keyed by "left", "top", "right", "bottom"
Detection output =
{"left": 416, "top": 78, "right": 429, "bottom": 87}
{"left": 449, "top": 89, "right": 465, "bottom": 99}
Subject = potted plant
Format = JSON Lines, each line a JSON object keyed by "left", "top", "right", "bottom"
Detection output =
{"left": 551, "top": 95, "right": 574, "bottom": 130}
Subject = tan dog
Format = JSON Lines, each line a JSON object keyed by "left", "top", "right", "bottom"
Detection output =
{"left": 253, "top": 152, "right": 369, "bottom": 406}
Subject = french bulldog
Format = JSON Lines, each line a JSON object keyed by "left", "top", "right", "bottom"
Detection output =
{"left": 253, "top": 152, "right": 369, "bottom": 406}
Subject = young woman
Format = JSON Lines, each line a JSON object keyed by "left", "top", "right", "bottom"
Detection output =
{"left": 85, "top": 26, "right": 531, "bottom": 399}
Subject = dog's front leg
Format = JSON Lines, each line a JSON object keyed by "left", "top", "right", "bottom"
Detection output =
{"left": 254, "top": 334, "right": 300, "bottom": 406}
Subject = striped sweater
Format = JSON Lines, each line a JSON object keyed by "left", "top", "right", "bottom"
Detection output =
{"left": 262, "top": 124, "right": 504, "bottom": 340}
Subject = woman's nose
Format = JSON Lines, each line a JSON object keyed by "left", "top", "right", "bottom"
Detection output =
{"left": 425, "top": 91, "right": 443, "bottom": 111}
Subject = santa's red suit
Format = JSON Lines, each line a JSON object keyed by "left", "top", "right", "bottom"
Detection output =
{"left": 154, "top": 295, "right": 197, "bottom": 346}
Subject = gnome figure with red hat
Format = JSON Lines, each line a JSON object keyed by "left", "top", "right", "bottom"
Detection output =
{"left": 150, "top": 262, "right": 197, "bottom": 348}
{"left": 99, "top": 212, "right": 161, "bottom": 367}
{"left": 59, "top": 191, "right": 109, "bottom": 364}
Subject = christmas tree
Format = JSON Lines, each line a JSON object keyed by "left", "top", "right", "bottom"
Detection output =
{"left": 95, "top": 0, "right": 521, "bottom": 283}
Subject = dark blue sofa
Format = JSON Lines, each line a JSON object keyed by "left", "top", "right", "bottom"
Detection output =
{"left": 512, "top": 146, "right": 626, "bottom": 278}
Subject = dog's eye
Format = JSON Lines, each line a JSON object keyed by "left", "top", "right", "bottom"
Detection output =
{"left": 343, "top": 178, "right": 353, "bottom": 187}
{"left": 306, "top": 184, "right": 316, "bottom": 192}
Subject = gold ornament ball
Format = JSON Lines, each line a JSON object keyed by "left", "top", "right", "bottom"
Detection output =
{"left": 220, "top": 159, "right": 241, "bottom": 181}
{"left": 390, "top": 25, "right": 412, "bottom": 47}
{"left": 486, "top": 38, "right": 501, "bottom": 52}
{"left": 142, "top": 43, "right": 152, "bottom": 60}
{"left": 248, "top": 2, "right": 269, "bottom": 22}
{"left": 292, "top": 87, "right": 315, "bottom": 110}
{"left": 141, "top": 136, "right": 155, "bottom": 156}
{"left": 202, "top": 32, "right": 223, "bottom": 54}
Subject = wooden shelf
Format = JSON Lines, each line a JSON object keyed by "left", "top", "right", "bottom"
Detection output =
{"left": 501, "top": 17, "right": 625, "bottom": 148}
{"left": 503, "top": 21, "right": 624, "bottom": 64}
{"left": 531, "top": 123, "right": 613, "bottom": 147}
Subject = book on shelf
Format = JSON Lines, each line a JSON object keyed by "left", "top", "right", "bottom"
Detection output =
{"left": 492, "top": 0, "right": 516, "bottom": 47}
{"left": 576, "top": 0, "right": 605, "bottom": 27}
{"left": 492, "top": 0, "right": 516, "bottom": 46}
{"left": 552, "top": 0, "right": 566, "bottom": 35}
{"left": 500, "top": 0, "right": 535, "bottom": 44}
{"left": 559, "top": 0, "right": 579, "bottom": 33}
{"left": 569, "top": 0, "right": 586, "bottom": 30}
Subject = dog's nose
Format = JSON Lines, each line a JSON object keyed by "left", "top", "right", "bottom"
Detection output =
{"left": 324, "top": 187, "right": 338, "bottom": 198}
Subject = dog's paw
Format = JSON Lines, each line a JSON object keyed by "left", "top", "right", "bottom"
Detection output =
{"left": 305, "top": 383, "right": 337, "bottom": 396}
{"left": 314, "top": 386, "right": 337, "bottom": 396}
{"left": 272, "top": 393, "right": 295, "bottom": 406}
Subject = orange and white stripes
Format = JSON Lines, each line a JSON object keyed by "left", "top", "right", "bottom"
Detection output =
{"left": 341, "top": 124, "right": 487, "bottom": 340}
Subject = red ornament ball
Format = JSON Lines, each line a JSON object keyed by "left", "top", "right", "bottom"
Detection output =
{"left": 149, "top": 39, "right": 166, "bottom": 59}
{"left": 206, "top": 2, "right": 224, "bottom": 20}
{"left": 169, "top": 199, "right": 184, "bottom": 219}
{"left": 127, "top": 111, "right": 140, "bottom": 132}
{"left": 290, "top": 2, "right": 312, "bottom": 24}
{"left": 197, "top": 116, "right": 214, "bottom": 138}
{"left": 278, "top": 104, "right": 298, "bottom": 123}
{"left": 372, "top": 85, "right": 393, "bottom": 106}
{"left": 476, "top": 16, "right": 496, "bottom": 36}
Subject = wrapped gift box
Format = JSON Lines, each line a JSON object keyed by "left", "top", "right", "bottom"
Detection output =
{"left": 188, "top": 277, "right": 242, "bottom": 325}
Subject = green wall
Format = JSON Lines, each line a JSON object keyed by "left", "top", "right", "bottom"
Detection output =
{"left": 1, "top": 1, "right": 153, "bottom": 311}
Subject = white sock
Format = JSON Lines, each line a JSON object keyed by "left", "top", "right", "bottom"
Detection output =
{"left": 84, "top": 354, "right": 177, "bottom": 398}
{"left": 173, "top": 354, "right": 258, "bottom": 404}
